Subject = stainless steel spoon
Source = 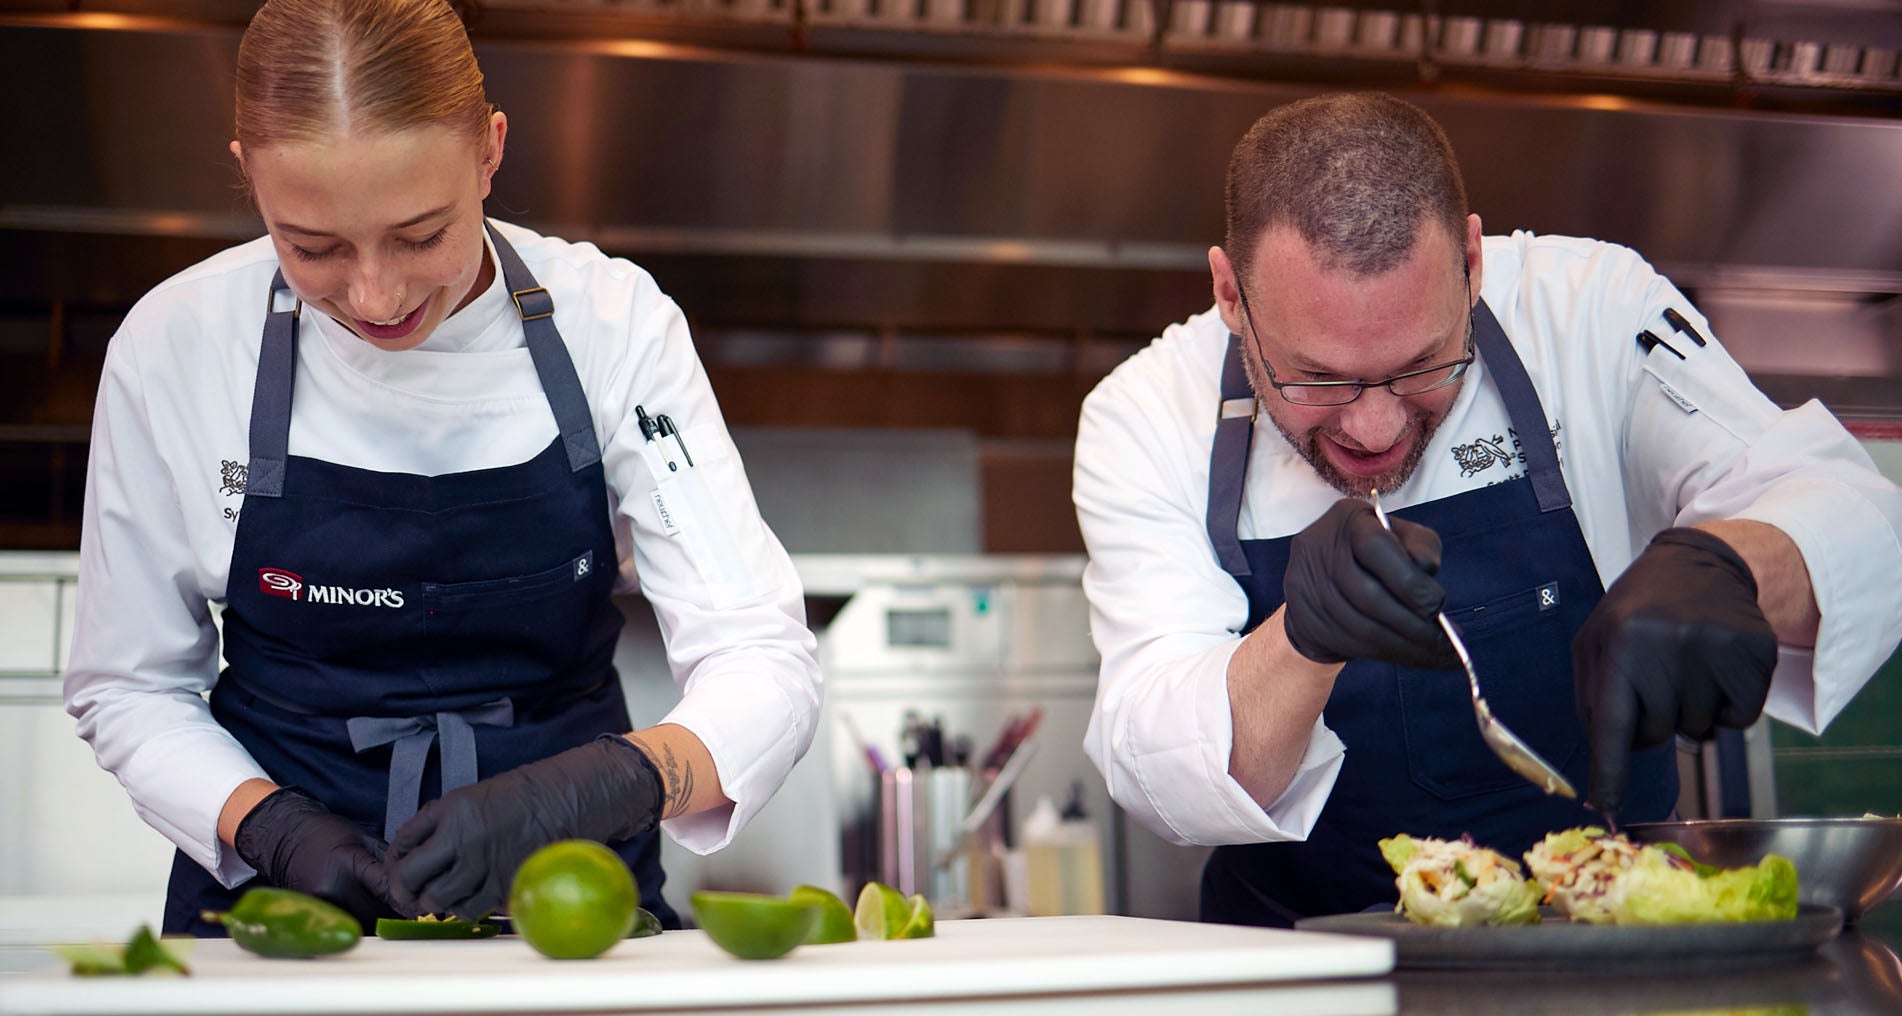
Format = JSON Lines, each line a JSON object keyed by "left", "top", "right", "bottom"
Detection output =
{"left": 1370, "top": 489, "right": 1577, "bottom": 799}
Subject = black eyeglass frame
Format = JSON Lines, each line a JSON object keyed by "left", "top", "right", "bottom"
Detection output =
{"left": 1235, "top": 272, "right": 1477, "bottom": 408}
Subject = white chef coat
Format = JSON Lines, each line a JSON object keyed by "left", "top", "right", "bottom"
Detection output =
{"left": 65, "top": 220, "right": 823, "bottom": 887}
{"left": 1075, "top": 231, "right": 1902, "bottom": 848}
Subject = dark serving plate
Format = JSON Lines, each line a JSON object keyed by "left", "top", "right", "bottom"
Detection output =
{"left": 1294, "top": 904, "right": 1843, "bottom": 969}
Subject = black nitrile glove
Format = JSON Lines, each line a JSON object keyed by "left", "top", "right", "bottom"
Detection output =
{"left": 1574, "top": 527, "right": 1776, "bottom": 814}
{"left": 1281, "top": 498, "right": 1458, "bottom": 670}
{"left": 386, "top": 735, "right": 663, "bottom": 920}
{"left": 234, "top": 786, "right": 398, "bottom": 927}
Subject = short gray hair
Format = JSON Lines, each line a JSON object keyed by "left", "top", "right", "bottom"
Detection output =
{"left": 1224, "top": 92, "right": 1467, "bottom": 281}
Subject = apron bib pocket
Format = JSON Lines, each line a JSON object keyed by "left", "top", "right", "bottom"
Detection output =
{"left": 1397, "top": 582, "right": 1585, "bottom": 800}
{"left": 421, "top": 551, "right": 595, "bottom": 610}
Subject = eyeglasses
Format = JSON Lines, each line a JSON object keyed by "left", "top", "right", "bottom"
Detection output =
{"left": 1236, "top": 280, "right": 1476, "bottom": 408}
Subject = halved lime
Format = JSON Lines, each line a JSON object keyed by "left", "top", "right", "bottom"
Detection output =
{"left": 897, "top": 894, "right": 935, "bottom": 939}
{"left": 853, "top": 882, "right": 909, "bottom": 941}
{"left": 788, "top": 885, "right": 855, "bottom": 944}
{"left": 691, "top": 891, "right": 819, "bottom": 960}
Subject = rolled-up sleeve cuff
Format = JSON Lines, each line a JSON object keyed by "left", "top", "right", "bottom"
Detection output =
{"left": 123, "top": 730, "right": 268, "bottom": 888}
{"left": 1129, "top": 721, "right": 1344, "bottom": 845}
{"left": 1126, "top": 640, "right": 1347, "bottom": 845}
{"left": 1259, "top": 722, "right": 1347, "bottom": 833}
{"left": 1764, "top": 645, "right": 1819, "bottom": 734}
{"left": 655, "top": 686, "right": 802, "bottom": 854}
{"left": 1731, "top": 472, "right": 1902, "bottom": 733}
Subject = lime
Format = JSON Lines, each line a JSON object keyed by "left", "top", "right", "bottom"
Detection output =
{"left": 691, "top": 891, "right": 819, "bottom": 960}
{"left": 508, "top": 840, "right": 641, "bottom": 960}
{"left": 897, "top": 894, "right": 935, "bottom": 939}
{"left": 788, "top": 885, "right": 856, "bottom": 944}
{"left": 627, "top": 907, "right": 663, "bottom": 939}
{"left": 853, "top": 881, "right": 908, "bottom": 941}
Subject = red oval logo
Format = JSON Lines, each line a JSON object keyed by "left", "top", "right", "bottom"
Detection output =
{"left": 258, "top": 568, "right": 303, "bottom": 601}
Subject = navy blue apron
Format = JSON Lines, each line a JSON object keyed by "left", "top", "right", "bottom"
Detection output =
{"left": 163, "top": 223, "right": 678, "bottom": 935}
{"left": 1198, "top": 298, "right": 1676, "bottom": 927}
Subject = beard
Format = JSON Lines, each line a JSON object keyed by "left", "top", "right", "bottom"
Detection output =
{"left": 1270, "top": 410, "right": 1440, "bottom": 497}
{"left": 1242, "top": 348, "right": 1444, "bottom": 497}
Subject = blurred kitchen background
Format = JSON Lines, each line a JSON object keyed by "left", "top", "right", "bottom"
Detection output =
{"left": 1, "top": 0, "right": 1899, "bottom": 939}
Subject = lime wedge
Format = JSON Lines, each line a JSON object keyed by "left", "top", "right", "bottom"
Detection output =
{"left": 853, "top": 882, "right": 909, "bottom": 941}
{"left": 897, "top": 894, "right": 935, "bottom": 939}
{"left": 788, "top": 885, "right": 856, "bottom": 944}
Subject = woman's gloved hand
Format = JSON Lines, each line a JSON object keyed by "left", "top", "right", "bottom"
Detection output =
{"left": 386, "top": 735, "right": 662, "bottom": 920}
{"left": 233, "top": 786, "right": 399, "bottom": 926}
{"left": 1281, "top": 498, "right": 1458, "bottom": 670}
{"left": 1573, "top": 527, "right": 1777, "bottom": 814}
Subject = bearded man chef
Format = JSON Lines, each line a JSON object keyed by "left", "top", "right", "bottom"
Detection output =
{"left": 1073, "top": 92, "right": 1902, "bottom": 927}
{"left": 63, "top": 0, "right": 821, "bottom": 934}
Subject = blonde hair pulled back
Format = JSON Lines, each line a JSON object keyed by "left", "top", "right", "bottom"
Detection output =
{"left": 235, "top": 0, "right": 491, "bottom": 151}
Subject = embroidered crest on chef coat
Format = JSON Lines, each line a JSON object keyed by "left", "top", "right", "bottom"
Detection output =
{"left": 1452, "top": 435, "right": 1516, "bottom": 477}
{"left": 219, "top": 459, "right": 248, "bottom": 496}
{"left": 1450, "top": 420, "right": 1564, "bottom": 480}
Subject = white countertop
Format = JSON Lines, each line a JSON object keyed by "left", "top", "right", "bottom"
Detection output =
{"left": 0, "top": 915, "right": 1394, "bottom": 1016}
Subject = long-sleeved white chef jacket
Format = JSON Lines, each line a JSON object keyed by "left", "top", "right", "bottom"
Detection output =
{"left": 65, "top": 219, "right": 823, "bottom": 888}
{"left": 1075, "top": 231, "right": 1902, "bottom": 848}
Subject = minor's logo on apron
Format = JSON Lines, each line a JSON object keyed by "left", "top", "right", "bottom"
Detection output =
{"left": 258, "top": 568, "right": 303, "bottom": 600}
{"left": 257, "top": 567, "right": 405, "bottom": 608}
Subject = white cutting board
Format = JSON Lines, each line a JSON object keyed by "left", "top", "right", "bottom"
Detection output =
{"left": 0, "top": 915, "right": 1393, "bottom": 1015}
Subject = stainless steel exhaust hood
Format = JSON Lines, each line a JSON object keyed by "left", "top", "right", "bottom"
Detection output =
{"left": 4, "top": 7, "right": 1898, "bottom": 273}
{"left": 5, "top": 11, "right": 1895, "bottom": 344}
{"left": 1, "top": 4, "right": 1899, "bottom": 548}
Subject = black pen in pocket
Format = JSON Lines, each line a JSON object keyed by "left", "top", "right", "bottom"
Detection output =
{"left": 656, "top": 413, "right": 694, "bottom": 468}
{"left": 634, "top": 405, "right": 680, "bottom": 471}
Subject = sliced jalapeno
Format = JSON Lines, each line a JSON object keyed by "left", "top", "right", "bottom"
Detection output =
{"left": 375, "top": 917, "right": 504, "bottom": 940}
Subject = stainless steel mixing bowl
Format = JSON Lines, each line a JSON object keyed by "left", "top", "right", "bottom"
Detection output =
{"left": 1628, "top": 817, "right": 1902, "bottom": 924}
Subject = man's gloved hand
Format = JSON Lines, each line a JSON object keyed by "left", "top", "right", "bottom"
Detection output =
{"left": 1281, "top": 497, "right": 1457, "bottom": 670}
{"left": 234, "top": 786, "right": 398, "bottom": 926}
{"left": 386, "top": 735, "right": 663, "bottom": 920}
{"left": 1574, "top": 527, "right": 1777, "bottom": 814}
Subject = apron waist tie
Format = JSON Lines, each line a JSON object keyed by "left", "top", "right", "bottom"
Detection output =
{"left": 346, "top": 699, "right": 515, "bottom": 842}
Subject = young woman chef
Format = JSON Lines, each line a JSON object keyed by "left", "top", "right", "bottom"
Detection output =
{"left": 63, "top": 0, "right": 822, "bottom": 934}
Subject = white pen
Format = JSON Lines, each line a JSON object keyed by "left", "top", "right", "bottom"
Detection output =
{"left": 636, "top": 404, "right": 681, "bottom": 472}
{"left": 656, "top": 413, "right": 694, "bottom": 469}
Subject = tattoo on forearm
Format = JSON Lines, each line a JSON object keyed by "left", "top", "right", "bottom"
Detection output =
{"left": 661, "top": 744, "right": 694, "bottom": 819}
{"left": 628, "top": 734, "right": 694, "bottom": 819}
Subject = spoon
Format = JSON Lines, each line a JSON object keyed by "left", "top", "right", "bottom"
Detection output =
{"left": 1369, "top": 489, "right": 1577, "bottom": 799}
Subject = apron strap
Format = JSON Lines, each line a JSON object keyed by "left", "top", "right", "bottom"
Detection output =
{"left": 346, "top": 699, "right": 516, "bottom": 842}
{"left": 484, "top": 221, "right": 602, "bottom": 473}
{"left": 244, "top": 272, "right": 299, "bottom": 499}
{"left": 244, "top": 227, "right": 603, "bottom": 502}
{"left": 1469, "top": 299, "right": 1571, "bottom": 513}
{"left": 1206, "top": 332, "right": 1258, "bottom": 579}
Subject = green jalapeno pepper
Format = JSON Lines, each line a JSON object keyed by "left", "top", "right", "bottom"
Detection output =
{"left": 202, "top": 887, "right": 361, "bottom": 958}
